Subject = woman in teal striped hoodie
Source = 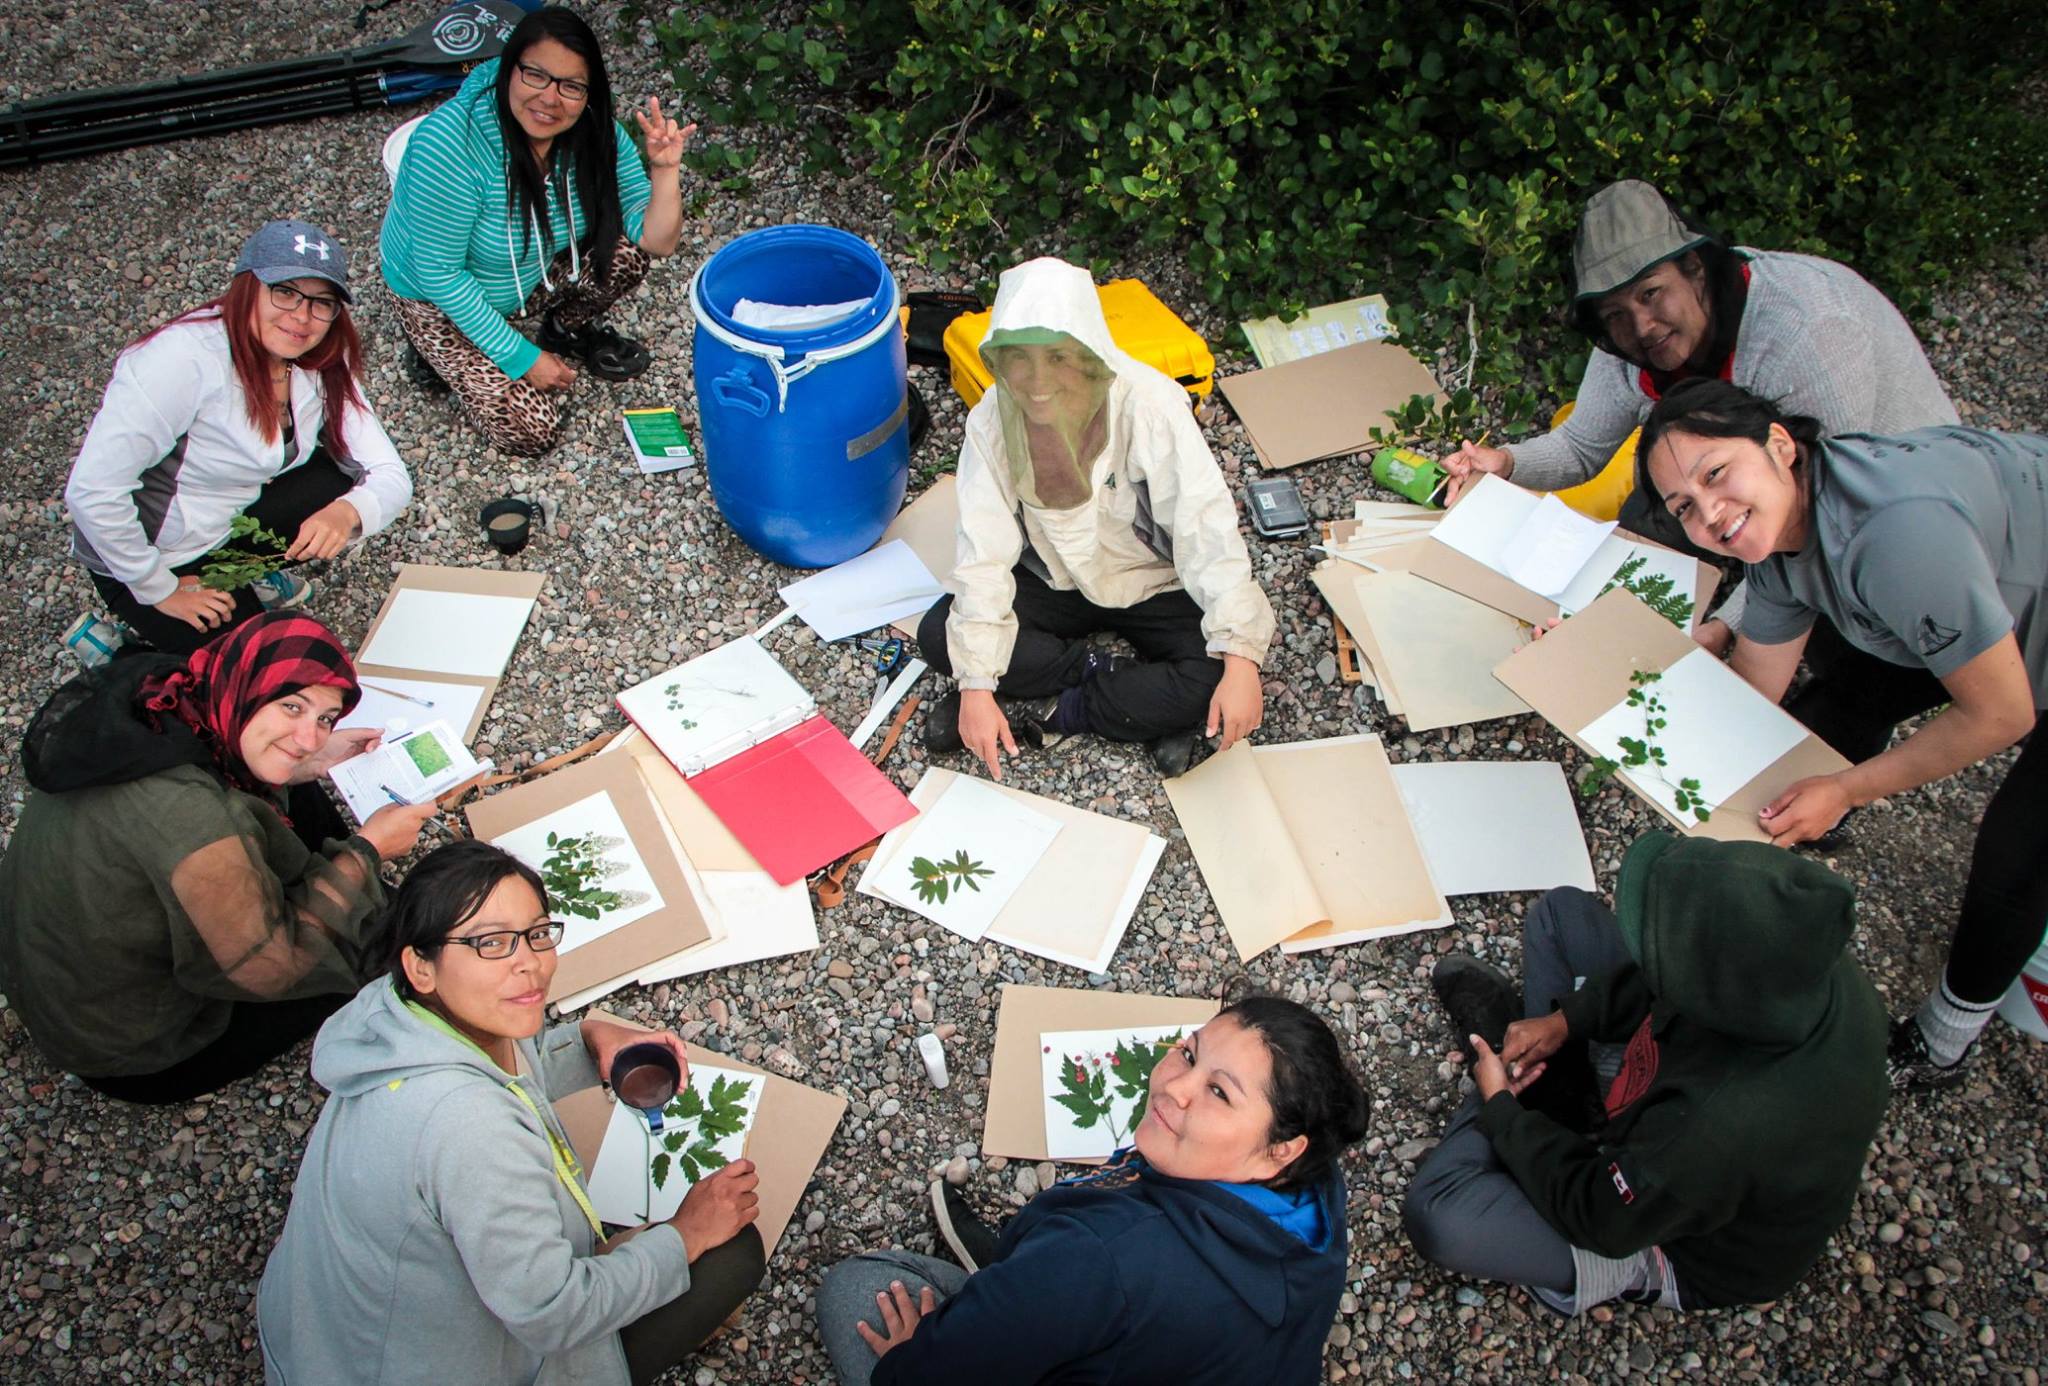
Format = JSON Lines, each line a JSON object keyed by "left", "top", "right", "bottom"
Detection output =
{"left": 381, "top": 7, "right": 689, "bottom": 455}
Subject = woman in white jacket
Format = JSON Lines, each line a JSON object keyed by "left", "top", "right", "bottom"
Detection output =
{"left": 258, "top": 840, "right": 765, "bottom": 1385}
{"left": 66, "top": 219, "right": 413, "bottom": 654}
{"left": 918, "top": 257, "right": 1275, "bottom": 778}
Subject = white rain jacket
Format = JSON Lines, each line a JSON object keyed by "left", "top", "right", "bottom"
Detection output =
{"left": 66, "top": 315, "right": 413, "bottom": 606}
{"left": 945, "top": 258, "right": 1274, "bottom": 689}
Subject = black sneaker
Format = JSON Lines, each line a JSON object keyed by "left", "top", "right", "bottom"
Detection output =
{"left": 1149, "top": 730, "right": 1202, "bottom": 778}
{"left": 1885, "top": 1016, "right": 1974, "bottom": 1094}
{"left": 1430, "top": 954, "right": 1517, "bottom": 1065}
{"left": 1796, "top": 807, "right": 1858, "bottom": 855}
{"left": 404, "top": 344, "right": 448, "bottom": 394}
{"left": 922, "top": 691, "right": 1067, "bottom": 758}
{"left": 930, "top": 1179, "right": 1001, "bottom": 1273}
{"left": 924, "top": 690, "right": 966, "bottom": 754}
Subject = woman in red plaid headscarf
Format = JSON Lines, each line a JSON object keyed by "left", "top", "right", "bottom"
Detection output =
{"left": 0, "top": 612, "right": 438, "bottom": 1102}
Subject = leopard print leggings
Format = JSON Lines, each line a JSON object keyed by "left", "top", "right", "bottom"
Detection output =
{"left": 391, "top": 236, "right": 654, "bottom": 457}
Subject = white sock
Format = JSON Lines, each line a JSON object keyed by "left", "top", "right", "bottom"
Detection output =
{"left": 1915, "top": 977, "right": 1999, "bottom": 1066}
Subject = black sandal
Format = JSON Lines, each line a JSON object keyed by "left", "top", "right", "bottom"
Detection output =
{"left": 540, "top": 315, "right": 651, "bottom": 382}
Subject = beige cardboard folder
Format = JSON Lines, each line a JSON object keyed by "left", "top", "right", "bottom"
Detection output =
{"left": 558, "top": 1040, "right": 847, "bottom": 1255}
{"left": 860, "top": 768, "right": 1165, "bottom": 974}
{"left": 1164, "top": 736, "right": 1452, "bottom": 960}
{"left": 465, "top": 754, "right": 716, "bottom": 1003}
{"left": 1216, "top": 341, "right": 1446, "bottom": 470}
{"left": 1408, "top": 523, "right": 1718, "bottom": 629}
{"left": 984, "top": 985, "right": 1218, "bottom": 1163}
{"left": 1493, "top": 588, "right": 1850, "bottom": 844}
{"left": 353, "top": 565, "right": 547, "bottom": 741}
{"left": 877, "top": 475, "right": 960, "bottom": 639}
{"left": 1349, "top": 571, "right": 1531, "bottom": 733}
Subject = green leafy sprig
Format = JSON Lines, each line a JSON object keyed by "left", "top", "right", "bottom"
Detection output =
{"left": 661, "top": 682, "right": 699, "bottom": 730}
{"left": 540, "top": 831, "right": 642, "bottom": 920}
{"left": 908, "top": 849, "right": 994, "bottom": 906}
{"left": 648, "top": 1073, "right": 753, "bottom": 1192}
{"left": 1580, "top": 670, "right": 1713, "bottom": 823}
{"left": 1599, "top": 554, "right": 1696, "bottom": 629}
{"left": 197, "top": 514, "right": 291, "bottom": 591}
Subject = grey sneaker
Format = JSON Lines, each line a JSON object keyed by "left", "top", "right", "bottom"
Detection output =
{"left": 1885, "top": 1016, "right": 1974, "bottom": 1094}
{"left": 250, "top": 569, "right": 315, "bottom": 610}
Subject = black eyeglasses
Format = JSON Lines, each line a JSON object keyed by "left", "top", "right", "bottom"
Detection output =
{"left": 515, "top": 62, "right": 590, "bottom": 103}
{"left": 268, "top": 282, "right": 342, "bottom": 322}
{"left": 442, "top": 921, "right": 567, "bottom": 960}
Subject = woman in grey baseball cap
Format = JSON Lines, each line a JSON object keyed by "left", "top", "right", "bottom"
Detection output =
{"left": 1437, "top": 180, "right": 1954, "bottom": 657}
{"left": 63, "top": 218, "right": 414, "bottom": 655}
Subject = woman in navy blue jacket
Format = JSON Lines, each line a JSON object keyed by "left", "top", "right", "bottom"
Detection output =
{"left": 817, "top": 994, "right": 1370, "bottom": 1385}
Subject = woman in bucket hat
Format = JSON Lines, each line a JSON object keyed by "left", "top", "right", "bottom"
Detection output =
{"left": 1438, "top": 180, "right": 1954, "bottom": 656}
{"left": 64, "top": 218, "right": 414, "bottom": 655}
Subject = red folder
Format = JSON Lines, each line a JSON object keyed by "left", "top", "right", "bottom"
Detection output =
{"left": 683, "top": 715, "right": 916, "bottom": 885}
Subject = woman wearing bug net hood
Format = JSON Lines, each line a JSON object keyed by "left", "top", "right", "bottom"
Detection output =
{"left": 917, "top": 257, "right": 1275, "bottom": 779}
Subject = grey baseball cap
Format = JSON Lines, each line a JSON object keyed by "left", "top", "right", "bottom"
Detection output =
{"left": 234, "top": 219, "right": 353, "bottom": 302}
{"left": 1570, "top": 181, "right": 1710, "bottom": 305}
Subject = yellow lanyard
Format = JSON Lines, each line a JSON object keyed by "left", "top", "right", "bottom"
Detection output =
{"left": 403, "top": 997, "right": 606, "bottom": 1240}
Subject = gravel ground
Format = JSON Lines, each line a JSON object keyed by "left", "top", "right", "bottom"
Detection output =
{"left": 2, "top": 5, "right": 2045, "bottom": 1382}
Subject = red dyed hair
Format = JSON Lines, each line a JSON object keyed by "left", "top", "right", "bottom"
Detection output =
{"left": 130, "top": 272, "right": 369, "bottom": 460}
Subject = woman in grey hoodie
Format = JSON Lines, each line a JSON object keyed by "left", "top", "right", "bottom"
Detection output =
{"left": 257, "top": 841, "right": 764, "bottom": 1385}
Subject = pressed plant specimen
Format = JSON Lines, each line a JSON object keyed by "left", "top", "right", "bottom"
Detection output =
{"left": 1580, "top": 669, "right": 1713, "bottom": 822}
{"left": 1598, "top": 553, "right": 1696, "bottom": 629}
{"left": 1048, "top": 1030, "right": 1185, "bottom": 1146}
{"left": 908, "top": 849, "right": 995, "bottom": 906}
{"left": 647, "top": 1073, "right": 753, "bottom": 1193}
{"left": 540, "top": 830, "right": 648, "bottom": 920}
{"left": 661, "top": 682, "right": 698, "bottom": 730}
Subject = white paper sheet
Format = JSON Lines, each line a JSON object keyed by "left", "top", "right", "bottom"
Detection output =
{"left": 358, "top": 589, "right": 536, "bottom": 679}
{"left": 778, "top": 540, "right": 946, "bottom": 643}
{"left": 1431, "top": 473, "right": 1537, "bottom": 566}
{"left": 1502, "top": 495, "right": 1617, "bottom": 600}
{"left": 488, "top": 791, "right": 667, "bottom": 951}
{"left": 636, "top": 873, "right": 819, "bottom": 983}
{"left": 616, "top": 638, "right": 815, "bottom": 776}
{"left": 584, "top": 1063, "right": 764, "bottom": 1224}
{"left": 1579, "top": 647, "right": 1808, "bottom": 823}
{"left": 1553, "top": 537, "right": 1700, "bottom": 630}
{"left": 1039, "top": 1024, "right": 1192, "bottom": 1160}
{"left": 869, "top": 776, "right": 1064, "bottom": 940}
{"left": 340, "top": 677, "right": 489, "bottom": 742}
{"left": 1390, "top": 762, "right": 1595, "bottom": 896}
{"left": 328, "top": 721, "right": 485, "bottom": 823}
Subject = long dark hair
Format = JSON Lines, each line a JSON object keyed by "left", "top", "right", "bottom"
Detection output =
{"left": 495, "top": 7, "right": 625, "bottom": 283}
{"left": 1569, "top": 189, "right": 1749, "bottom": 376}
{"left": 1217, "top": 990, "right": 1371, "bottom": 1194}
{"left": 386, "top": 840, "right": 550, "bottom": 1000}
{"left": 1634, "top": 378, "right": 1827, "bottom": 516}
{"left": 131, "top": 271, "right": 369, "bottom": 459}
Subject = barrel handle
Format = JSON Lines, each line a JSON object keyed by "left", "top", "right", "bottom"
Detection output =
{"left": 711, "top": 366, "right": 772, "bottom": 418}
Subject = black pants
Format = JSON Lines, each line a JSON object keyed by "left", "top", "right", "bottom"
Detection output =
{"left": 91, "top": 450, "right": 354, "bottom": 656}
{"left": 1786, "top": 631, "right": 2048, "bottom": 1005}
{"left": 76, "top": 784, "right": 363, "bottom": 1104}
{"left": 618, "top": 1226, "right": 766, "bottom": 1384}
{"left": 915, "top": 565, "right": 1224, "bottom": 742}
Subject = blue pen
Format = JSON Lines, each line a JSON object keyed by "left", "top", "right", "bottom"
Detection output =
{"left": 380, "top": 783, "right": 447, "bottom": 837}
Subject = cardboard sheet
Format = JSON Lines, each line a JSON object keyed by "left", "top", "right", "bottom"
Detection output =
{"left": 1164, "top": 736, "right": 1452, "bottom": 959}
{"left": 1390, "top": 761, "right": 1596, "bottom": 896}
{"left": 984, "top": 985, "right": 1217, "bottom": 1162}
{"left": 1216, "top": 340, "right": 1446, "bottom": 470}
{"left": 465, "top": 754, "right": 714, "bottom": 1002}
{"left": 876, "top": 475, "right": 960, "bottom": 639}
{"left": 1493, "top": 588, "right": 1850, "bottom": 843}
{"left": 352, "top": 565, "right": 546, "bottom": 741}
{"left": 861, "top": 768, "right": 1163, "bottom": 974}
{"left": 1350, "top": 571, "right": 1531, "bottom": 732}
{"left": 559, "top": 1038, "right": 846, "bottom": 1256}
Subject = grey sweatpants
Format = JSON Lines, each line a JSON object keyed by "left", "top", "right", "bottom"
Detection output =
{"left": 1402, "top": 887, "right": 1684, "bottom": 1315}
{"left": 816, "top": 1250, "right": 971, "bottom": 1386}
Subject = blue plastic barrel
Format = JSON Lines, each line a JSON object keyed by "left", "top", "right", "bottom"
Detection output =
{"left": 688, "top": 225, "right": 908, "bottom": 569}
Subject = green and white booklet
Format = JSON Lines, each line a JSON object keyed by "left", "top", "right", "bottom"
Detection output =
{"left": 622, "top": 407, "right": 698, "bottom": 474}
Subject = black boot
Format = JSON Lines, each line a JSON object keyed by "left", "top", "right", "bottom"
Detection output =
{"left": 1430, "top": 954, "right": 1516, "bottom": 1065}
{"left": 1149, "top": 730, "right": 1202, "bottom": 777}
{"left": 405, "top": 344, "right": 448, "bottom": 394}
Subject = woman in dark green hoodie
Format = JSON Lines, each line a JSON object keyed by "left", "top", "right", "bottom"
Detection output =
{"left": 1404, "top": 832, "right": 1888, "bottom": 1313}
{"left": 381, "top": 7, "right": 690, "bottom": 455}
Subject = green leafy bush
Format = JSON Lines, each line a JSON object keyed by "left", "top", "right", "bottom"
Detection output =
{"left": 650, "top": 0, "right": 2048, "bottom": 441}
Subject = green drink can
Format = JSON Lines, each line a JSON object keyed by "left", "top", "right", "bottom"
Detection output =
{"left": 1371, "top": 447, "right": 1448, "bottom": 508}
